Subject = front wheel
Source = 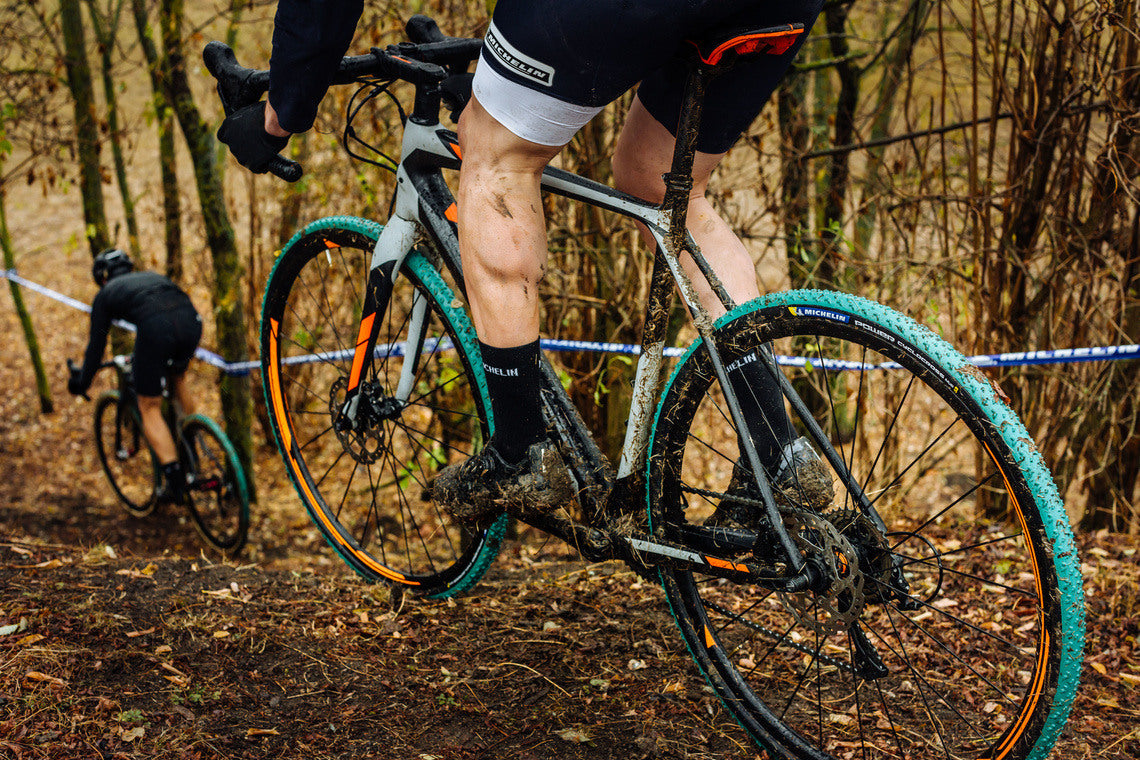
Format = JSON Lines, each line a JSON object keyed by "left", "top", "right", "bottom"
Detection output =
{"left": 180, "top": 414, "right": 250, "bottom": 556}
{"left": 93, "top": 391, "right": 158, "bottom": 517}
{"left": 648, "top": 291, "right": 1084, "bottom": 760}
{"left": 260, "top": 216, "right": 505, "bottom": 597}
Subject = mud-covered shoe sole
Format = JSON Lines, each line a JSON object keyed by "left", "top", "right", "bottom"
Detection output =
{"left": 429, "top": 441, "right": 576, "bottom": 527}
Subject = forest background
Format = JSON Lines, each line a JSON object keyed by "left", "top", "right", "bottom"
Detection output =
{"left": 3, "top": 0, "right": 1138, "bottom": 531}
{"left": 0, "top": 0, "right": 1138, "bottom": 757}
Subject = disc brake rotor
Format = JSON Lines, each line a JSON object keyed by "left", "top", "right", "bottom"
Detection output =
{"left": 330, "top": 376, "right": 386, "bottom": 464}
{"left": 777, "top": 511, "right": 865, "bottom": 637}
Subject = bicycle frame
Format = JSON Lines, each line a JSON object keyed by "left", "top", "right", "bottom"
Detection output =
{"left": 337, "top": 50, "right": 875, "bottom": 592}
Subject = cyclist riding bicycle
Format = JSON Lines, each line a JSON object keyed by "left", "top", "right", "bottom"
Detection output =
{"left": 68, "top": 249, "right": 204, "bottom": 505}
{"left": 217, "top": 0, "right": 831, "bottom": 524}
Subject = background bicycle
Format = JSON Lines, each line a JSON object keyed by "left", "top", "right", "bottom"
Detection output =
{"left": 76, "top": 354, "right": 250, "bottom": 556}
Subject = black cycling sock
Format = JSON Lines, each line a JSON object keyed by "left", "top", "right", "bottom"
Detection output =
{"left": 480, "top": 340, "right": 543, "bottom": 464}
{"left": 726, "top": 349, "right": 795, "bottom": 471}
{"left": 162, "top": 461, "right": 186, "bottom": 497}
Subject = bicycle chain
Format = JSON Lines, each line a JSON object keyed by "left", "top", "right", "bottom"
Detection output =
{"left": 703, "top": 599, "right": 855, "bottom": 675}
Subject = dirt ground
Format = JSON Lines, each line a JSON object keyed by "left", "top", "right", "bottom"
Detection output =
{"left": 1, "top": 170, "right": 1138, "bottom": 760}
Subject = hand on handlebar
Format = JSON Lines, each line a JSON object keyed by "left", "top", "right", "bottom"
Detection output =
{"left": 66, "top": 359, "right": 89, "bottom": 400}
{"left": 216, "top": 101, "right": 293, "bottom": 177}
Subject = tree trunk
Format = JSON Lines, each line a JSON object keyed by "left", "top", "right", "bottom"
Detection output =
{"left": 59, "top": 0, "right": 111, "bottom": 256}
{"left": 157, "top": 0, "right": 255, "bottom": 496}
{"left": 128, "top": 0, "right": 183, "bottom": 281}
{"left": 819, "top": 2, "right": 858, "bottom": 289}
{"left": 778, "top": 70, "right": 811, "bottom": 288}
{"left": 1, "top": 180, "right": 54, "bottom": 414}
{"left": 85, "top": 0, "right": 141, "bottom": 259}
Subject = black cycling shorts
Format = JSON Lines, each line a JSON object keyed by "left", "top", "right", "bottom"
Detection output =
{"left": 473, "top": 0, "right": 823, "bottom": 153}
{"left": 132, "top": 309, "right": 203, "bottom": 397}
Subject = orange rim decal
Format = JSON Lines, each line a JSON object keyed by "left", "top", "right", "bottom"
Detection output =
{"left": 270, "top": 320, "right": 416, "bottom": 586}
{"left": 444, "top": 203, "right": 458, "bottom": 223}
{"left": 267, "top": 319, "right": 291, "bottom": 453}
{"left": 347, "top": 313, "right": 376, "bottom": 391}
{"left": 983, "top": 442, "right": 1047, "bottom": 760}
{"left": 704, "top": 625, "right": 716, "bottom": 650}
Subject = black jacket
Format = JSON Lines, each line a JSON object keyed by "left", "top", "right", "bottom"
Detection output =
{"left": 75, "top": 272, "right": 198, "bottom": 391}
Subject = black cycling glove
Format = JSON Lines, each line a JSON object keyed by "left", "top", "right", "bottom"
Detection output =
{"left": 216, "top": 101, "right": 289, "bottom": 174}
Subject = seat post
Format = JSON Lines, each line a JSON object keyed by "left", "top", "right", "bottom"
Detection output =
{"left": 661, "top": 63, "right": 709, "bottom": 238}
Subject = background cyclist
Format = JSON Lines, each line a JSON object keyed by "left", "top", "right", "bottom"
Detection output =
{"left": 217, "top": 0, "right": 827, "bottom": 522}
{"left": 68, "top": 249, "right": 204, "bottom": 505}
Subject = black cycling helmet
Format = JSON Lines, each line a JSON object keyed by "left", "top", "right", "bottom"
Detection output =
{"left": 92, "top": 248, "right": 134, "bottom": 286}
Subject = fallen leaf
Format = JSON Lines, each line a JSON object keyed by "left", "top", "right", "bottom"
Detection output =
{"left": 24, "top": 671, "right": 66, "bottom": 688}
{"left": 213, "top": 630, "right": 231, "bottom": 639}
{"left": 246, "top": 728, "right": 280, "bottom": 738}
{"left": 120, "top": 726, "right": 145, "bottom": 742}
{"left": 628, "top": 659, "right": 647, "bottom": 671}
{"left": 17, "top": 633, "right": 45, "bottom": 646}
{"left": 1090, "top": 661, "right": 1107, "bottom": 676}
{"left": 556, "top": 728, "right": 591, "bottom": 743}
{"left": 155, "top": 645, "right": 172, "bottom": 655}
{"left": 126, "top": 627, "right": 156, "bottom": 638}
{"left": 0, "top": 618, "right": 28, "bottom": 636}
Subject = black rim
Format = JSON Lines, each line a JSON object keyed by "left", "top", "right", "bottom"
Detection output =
{"left": 95, "top": 394, "right": 157, "bottom": 517}
{"left": 183, "top": 420, "right": 247, "bottom": 553}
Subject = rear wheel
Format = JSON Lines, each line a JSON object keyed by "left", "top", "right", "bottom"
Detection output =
{"left": 94, "top": 391, "right": 157, "bottom": 517}
{"left": 648, "top": 291, "right": 1083, "bottom": 760}
{"left": 260, "top": 217, "right": 504, "bottom": 597}
{"left": 180, "top": 414, "right": 250, "bottom": 556}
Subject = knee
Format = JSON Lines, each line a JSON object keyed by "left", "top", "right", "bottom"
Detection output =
{"left": 459, "top": 97, "right": 559, "bottom": 178}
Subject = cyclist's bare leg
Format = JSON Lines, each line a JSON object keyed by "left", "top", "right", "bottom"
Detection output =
{"left": 456, "top": 96, "right": 563, "bottom": 347}
{"left": 171, "top": 373, "right": 197, "bottom": 419}
{"left": 612, "top": 96, "right": 760, "bottom": 317}
{"left": 137, "top": 394, "right": 177, "bottom": 465}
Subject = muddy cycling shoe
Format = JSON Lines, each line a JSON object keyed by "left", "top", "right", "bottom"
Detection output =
{"left": 428, "top": 439, "right": 576, "bottom": 528}
{"left": 707, "top": 437, "right": 835, "bottom": 527}
{"left": 157, "top": 463, "right": 189, "bottom": 506}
